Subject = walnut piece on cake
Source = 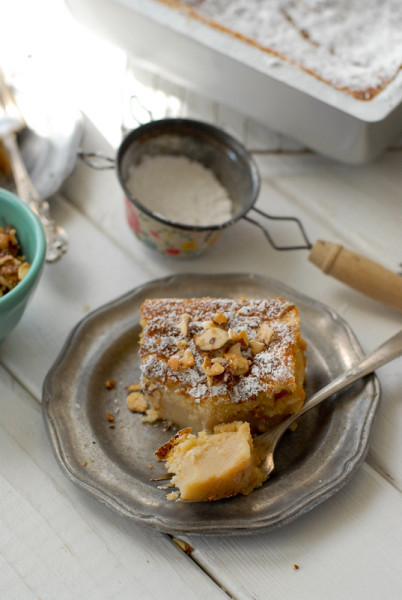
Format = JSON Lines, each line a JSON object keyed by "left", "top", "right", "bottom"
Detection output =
{"left": 139, "top": 297, "right": 306, "bottom": 433}
{"left": 155, "top": 421, "right": 267, "bottom": 501}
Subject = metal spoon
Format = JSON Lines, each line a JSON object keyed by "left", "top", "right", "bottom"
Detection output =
{"left": 1, "top": 132, "right": 69, "bottom": 262}
{"left": 254, "top": 329, "right": 402, "bottom": 476}
{"left": 0, "top": 70, "right": 68, "bottom": 262}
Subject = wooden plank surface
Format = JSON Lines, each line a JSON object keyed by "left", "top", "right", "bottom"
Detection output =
{"left": 0, "top": 365, "right": 229, "bottom": 600}
{"left": 1, "top": 2, "right": 402, "bottom": 598}
{"left": 185, "top": 464, "right": 402, "bottom": 600}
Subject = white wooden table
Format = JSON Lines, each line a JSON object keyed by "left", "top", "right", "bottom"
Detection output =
{"left": 1, "top": 2, "right": 402, "bottom": 598}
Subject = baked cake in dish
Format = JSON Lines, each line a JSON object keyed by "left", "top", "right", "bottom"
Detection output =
{"left": 139, "top": 296, "right": 306, "bottom": 433}
{"left": 154, "top": 0, "right": 402, "bottom": 100}
{"left": 155, "top": 421, "right": 268, "bottom": 501}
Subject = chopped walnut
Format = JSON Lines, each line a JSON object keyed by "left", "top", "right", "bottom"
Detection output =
{"left": 168, "top": 356, "right": 181, "bottom": 371}
{"left": 202, "top": 354, "right": 225, "bottom": 375}
{"left": 0, "top": 225, "right": 30, "bottom": 297}
{"left": 257, "top": 323, "right": 273, "bottom": 345}
{"left": 206, "top": 375, "right": 214, "bottom": 388}
{"left": 168, "top": 349, "right": 195, "bottom": 371}
{"left": 126, "top": 381, "right": 142, "bottom": 392}
{"left": 227, "top": 328, "right": 248, "bottom": 346}
{"left": 142, "top": 408, "right": 160, "bottom": 423}
{"left": 227, "top": 342, "right": 241, "bottom": 355}
{"left": 178, "top": 313, "right": 191, "bottom": 337}
{"left": 181, "top": 348, "right": 195, "bottom": 368}
{"left": 228, "top": 328, "right": 238, "bottom": 342}
{"left": 224, "top": 353, "right": 250, "bottom": 376}
{"left": 194, "top": 326, "right": 229, "bottom": 351}
{"left": 127, "top": 391, "right": 148, "bottom": 413}
{"left": 238, "top": 330, "right": 249, "bottom": 346}
{"left": 201, "top": 319, "right": 215, "bottom": 329}
{"left": 18, "top": 262, "right": 30, "bottom": 280}
{"left": 249, "top": 339, "right": 265, "bottom": 355}
{"left": 204, "top": 361, "right": 225, "bottom": 377}
{"left": 211, "top": 356, "right": 226, "bottom": 365}
{"left": 213, "top": 311, "right": 228, "bottom": 325}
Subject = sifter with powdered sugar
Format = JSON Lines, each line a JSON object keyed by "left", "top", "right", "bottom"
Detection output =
{"left": 80, "top": 118, "right": 402, "bottom": 313}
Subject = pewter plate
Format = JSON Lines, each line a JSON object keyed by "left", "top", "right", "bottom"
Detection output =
{"left": 42, "top": 273, "right": 380, "bottom": 535}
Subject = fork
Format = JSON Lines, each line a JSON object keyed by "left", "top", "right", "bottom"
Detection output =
{"left": 0, "top": 70, "right": 68, "bottom": 262}
{"left": 254, "top": 328, "right": 402, "bottom": 476}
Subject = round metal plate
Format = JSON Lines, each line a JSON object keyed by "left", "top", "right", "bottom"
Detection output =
{"left": 42, "top": 273, "right": 380, "bottom": 535}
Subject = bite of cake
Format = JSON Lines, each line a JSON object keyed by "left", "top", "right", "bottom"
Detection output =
{"left": 155, "top": 421, "right": 267, "bottom": 501}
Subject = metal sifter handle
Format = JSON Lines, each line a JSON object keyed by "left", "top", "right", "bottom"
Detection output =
{"left": 243, "top": 206, "right": 312, "bottom": 251}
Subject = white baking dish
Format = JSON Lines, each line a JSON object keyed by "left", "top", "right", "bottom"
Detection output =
{"left": 65, "top": 0, "right": 402, "bottom": 164}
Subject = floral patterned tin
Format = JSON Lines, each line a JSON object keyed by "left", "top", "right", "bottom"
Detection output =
{"left": 124, "top": 196, "right": 223, "bottom": 257}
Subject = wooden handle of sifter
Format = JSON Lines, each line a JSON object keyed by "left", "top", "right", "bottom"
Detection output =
{"left": 309, "top": 240, "right": 402, "bottom": 313}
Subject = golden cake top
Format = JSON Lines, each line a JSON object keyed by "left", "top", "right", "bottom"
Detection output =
{"left": 139, "top": 297, "right": 303, "bottom": 404}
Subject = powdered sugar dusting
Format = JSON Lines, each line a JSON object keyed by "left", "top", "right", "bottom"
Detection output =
{"left": 161, "top": 0, "right": 402, "bottom": 98}
{"left": 126, "top": 155, "right": 233, "bottom": 225}
{"left": 140, "top": 297, "right": 301, "bottom": 404}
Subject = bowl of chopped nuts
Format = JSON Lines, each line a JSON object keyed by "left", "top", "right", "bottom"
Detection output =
{"left": 0, "top": 188, "right": 46, "bottom": 341}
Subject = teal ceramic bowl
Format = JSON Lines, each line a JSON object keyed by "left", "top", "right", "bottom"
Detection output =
{"left": 0, "top": 188, "right": 46, "bottom": 342}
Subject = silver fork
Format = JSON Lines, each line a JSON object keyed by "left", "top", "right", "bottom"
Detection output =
{"left": 254, "top": 328, "right": 402, "bottom": 476}
{"left": 0, "top": 70, "right": 68, "bottom": 262}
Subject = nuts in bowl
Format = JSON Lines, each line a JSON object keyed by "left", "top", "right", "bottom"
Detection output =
{"left": 0, "top": 224, "right": 31, "bottom": 297}
{"left": 0, "top": 189, "right": 46, "bottom": 342}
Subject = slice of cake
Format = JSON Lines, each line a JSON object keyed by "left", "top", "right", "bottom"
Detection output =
{"left": 139, "top": 296, "right": 306, "bottom": 433}
{"left": 155, "top": 421, "right": 267, "bottom": 501}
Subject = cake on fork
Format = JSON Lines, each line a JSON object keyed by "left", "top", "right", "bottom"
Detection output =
{"left": 155, "top": 421, "right": 268, "bottom": 501}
